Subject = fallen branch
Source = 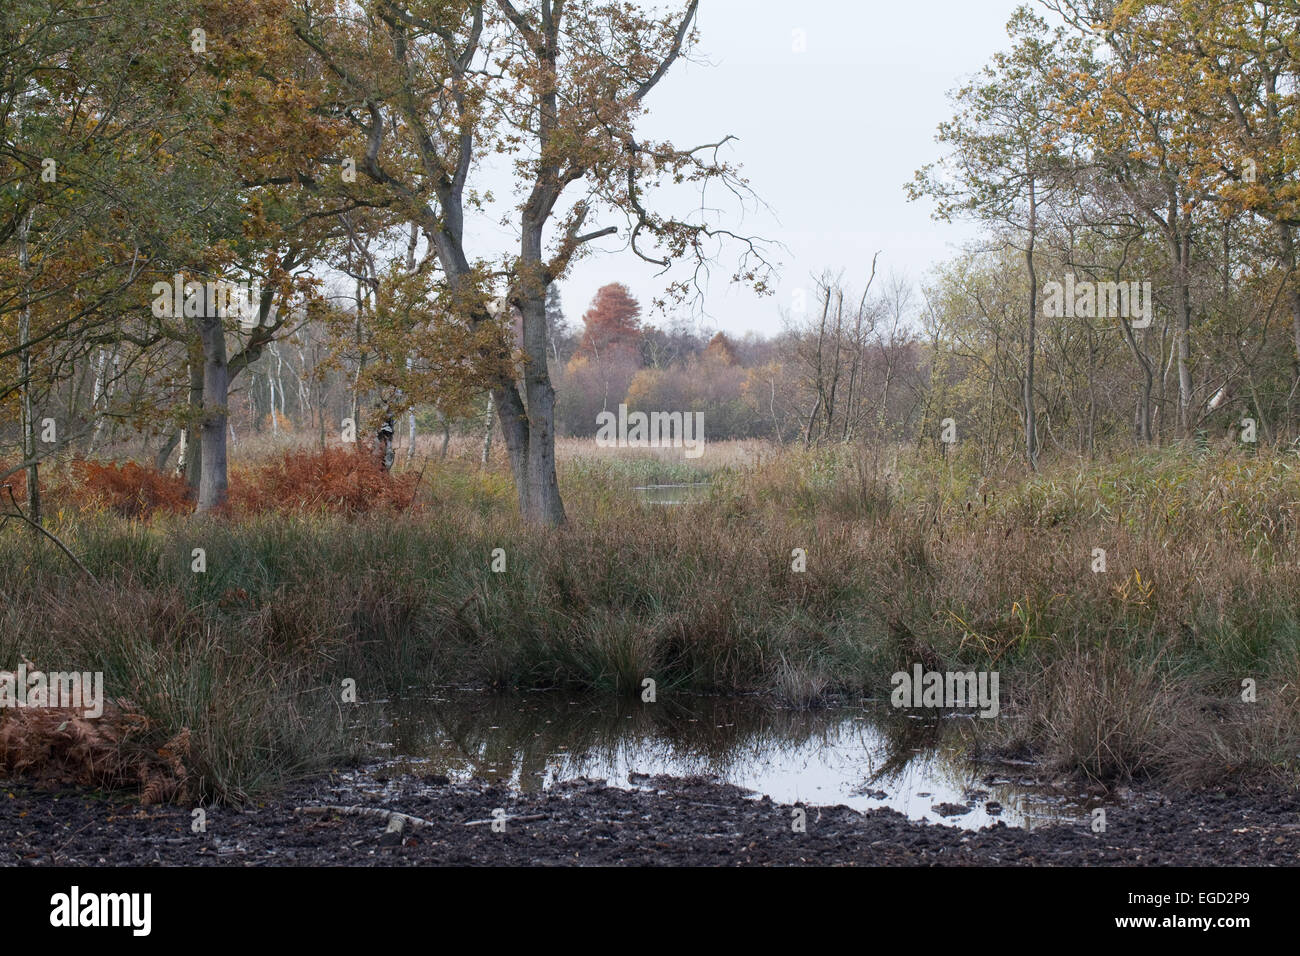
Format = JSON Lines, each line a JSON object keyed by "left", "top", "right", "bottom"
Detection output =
{"left": 464, "top": 813, "right": 546, "bottom": 827}
{"left": 1, "top": 484, "right": 97, "bottom": 582}
{"left": 987, "top": 756, "right": 1038, "bottom": 767}
{"left": 294, "top": 804, "right": 434, "bottom": 829}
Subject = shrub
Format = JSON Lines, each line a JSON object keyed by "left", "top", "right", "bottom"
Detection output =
{"left": 229, "top": 445, "right": 420, "bottom": 515}
{"left": 72, "top": 460, "right": 192, "bottom": 519}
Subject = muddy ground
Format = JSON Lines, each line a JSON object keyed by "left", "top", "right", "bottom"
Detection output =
{"left": 3, "top": 772, "right": 1299, "bottom": 865}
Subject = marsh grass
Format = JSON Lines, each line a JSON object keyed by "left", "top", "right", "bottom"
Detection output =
{"left": 3, "top": 441, "right": 1299, "bottom": 800}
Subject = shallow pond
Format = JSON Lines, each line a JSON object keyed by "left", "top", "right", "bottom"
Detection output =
{"left": 360, "top": 692, "right": 1097, "bottom": 830}
{"left": 633, "top": 482, "right": 711, "bottom": 505}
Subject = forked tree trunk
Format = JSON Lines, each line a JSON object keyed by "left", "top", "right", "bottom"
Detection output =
{"left": 500, "top": 216, "right": 567, "bottom": 527}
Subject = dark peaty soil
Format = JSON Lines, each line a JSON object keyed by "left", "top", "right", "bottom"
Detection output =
{"left": 3, "top": 773, "right": 1299, "bottom": 866}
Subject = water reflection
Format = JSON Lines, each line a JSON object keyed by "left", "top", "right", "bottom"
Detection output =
{"left": 364, "top": 692, "right": 1090, "bottom": 830}
{"left": 633, "top": 483, "right": 710, "bottom": 505}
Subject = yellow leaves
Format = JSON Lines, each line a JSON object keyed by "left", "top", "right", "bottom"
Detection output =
{"left": 949, "top": 609, "right": 998, "bottom": 658}
{"left": 1114, "top": 569, "right": 1155, "bottom": 609}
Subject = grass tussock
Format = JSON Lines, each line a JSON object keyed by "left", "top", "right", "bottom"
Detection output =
{"left": 2, "top": 440, "right": 1299, "bottom": 800}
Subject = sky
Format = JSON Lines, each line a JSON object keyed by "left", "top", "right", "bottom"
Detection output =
{"left": 545, "top": 0, "right": 1031, "bottom": 339}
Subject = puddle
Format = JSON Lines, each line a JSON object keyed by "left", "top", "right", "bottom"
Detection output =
{"left": 357, "top": 692, "right": 1096, "bottom": 830}
{"left": 633, "top": 483, "right": 710, "bottom": 505}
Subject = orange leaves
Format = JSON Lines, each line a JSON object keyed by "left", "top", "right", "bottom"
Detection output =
{"left": 227, "top": 445, "right": 420, "bottom": 516}
{"left": 0, "top": 700, "right": 189, "bottom": 805}
{"left": 72, "top": 461, "right": 192, "bottom": 519}
{"left": 12, "top": 448, "right": 420, "bottom": 521}
{"left": 578, "top": 283, "right": 643, "bottom": 360}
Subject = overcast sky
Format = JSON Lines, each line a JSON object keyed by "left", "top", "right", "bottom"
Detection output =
{"left": 546, "top": 0, "right": 1030, "bottom": 339}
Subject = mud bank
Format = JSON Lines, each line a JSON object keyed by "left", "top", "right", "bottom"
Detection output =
{"left": 3, "top": 773, "right": 1298, "bottom": 866}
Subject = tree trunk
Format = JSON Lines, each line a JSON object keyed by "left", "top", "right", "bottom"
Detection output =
{"left": 436, "top": 409, "right": 451, "bottom": 460}
{"left": 268, "top": 362, "right": 278, "bottom": 436}
{"left": 1169, "top": 227, "right": 1194, "bottom": 437}
{"left": 494, "top": 214, "right": 568, "bottom": 527}
{"left": 1132, "top": 343, "right": 1154, "bottom": 445}
{"left": 155, "top": 430, "right": 182, "bottom": 472}
{"left": 517, "top": 289, "right": 566, "bottom": 526}
{"left": 1023, "top": 176, "right": 1039, "bottom": 469}
{"left": 17, "top": 208, "right": 39, "bottom": 526}
{"left": 351, "top": 278, "right": 366, "bottom": 434}
{"left": 491, "top": 383, "right": 528, "bottom": 495}
{"left": 87, "top": 349, "right": 107, "bottom": 455}
{"left": 184, "top": 357, "right": 203, "bottom": 493}
{"left": 1276, "top": 222, "right": 1300, "bottom": 400}
{"left": 803, "top": 396, "right": 822, "bottom": 449}
{"left": 195, "top": 287, "right": 229, "bottom": 513}
{"left": 481, "top": 393, "right": 496, "bottom": 468}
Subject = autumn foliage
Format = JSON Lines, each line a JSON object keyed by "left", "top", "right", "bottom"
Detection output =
{"left": 228, "top": 445, "right": 420, "bottom": 515}
{"left": 74, "top": 461, "right": 192, "bottom": 519}
{"left": 5, "top": 447, "right": 421, "bottom": 520}
{"left": 577, "top": 283, "right": 643, "bottom": 360}
{"left": 0, "top": 700, "right": 190, "bottom": 805}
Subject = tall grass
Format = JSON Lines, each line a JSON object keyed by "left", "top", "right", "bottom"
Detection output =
{"left": 3, "top": 441, "right": 1299, "bottom": 800}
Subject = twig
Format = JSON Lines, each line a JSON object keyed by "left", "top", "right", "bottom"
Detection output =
{"left": 448, "top": 586, "right": 482, "bottom": 640}
{"left": 56, "top": 820, "right": 97, "bottom": 858}
{"left": 293, "top": 804, "right": 434, "bottom": 829}
{"left": 400, "top": 455, "right": 432, "bottom": 513}
{"left": 1, "top": 485, "right": 97, "bottom": 582}
{"left": 464, "top": 813, "right": 546, "bottom": 827}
